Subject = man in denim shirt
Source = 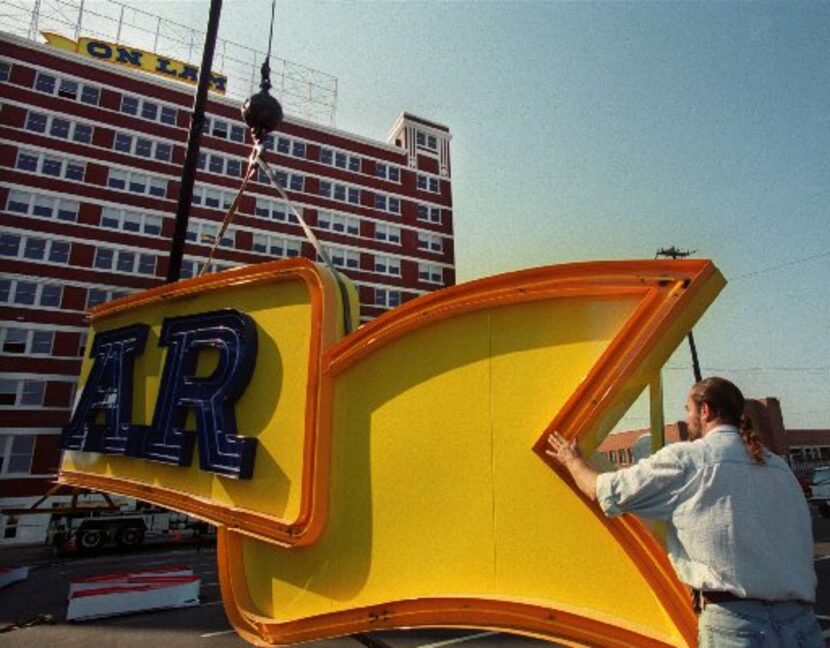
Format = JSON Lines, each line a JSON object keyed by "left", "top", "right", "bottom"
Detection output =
{"left": 547, "top": 377, "right": 822, "bottom": 647}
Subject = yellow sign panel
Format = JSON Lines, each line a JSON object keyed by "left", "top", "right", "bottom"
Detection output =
{"left": 60, "top": 258, "right": 725, "bottom": 647}
{"left": 42, "top": 32, "right": 228, "bottom": 95}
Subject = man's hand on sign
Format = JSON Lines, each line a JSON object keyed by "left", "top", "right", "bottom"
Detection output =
{"left": 545, "top": 431, "right": 599, "bottom": 502}
{"left": 545, "top": 431, "right": 582, "bottom": 467}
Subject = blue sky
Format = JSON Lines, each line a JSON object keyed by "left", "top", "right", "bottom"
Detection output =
{"left": 79, "top": 1, "right": 830, "bottom": 428}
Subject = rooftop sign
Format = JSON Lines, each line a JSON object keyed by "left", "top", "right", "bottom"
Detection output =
{"left": 60, "top": 258, "right": 724, "bottom": 647}
{"left": 42, "top": 32, "right": 227, "bottom": 94}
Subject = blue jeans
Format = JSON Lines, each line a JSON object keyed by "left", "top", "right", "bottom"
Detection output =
{"left": 699, "top": 600, "right": 823, "bottom": 647}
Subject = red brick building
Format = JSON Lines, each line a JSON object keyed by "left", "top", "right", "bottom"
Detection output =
{"left": 0, "top": 29, "right": 454, "bottom": 542}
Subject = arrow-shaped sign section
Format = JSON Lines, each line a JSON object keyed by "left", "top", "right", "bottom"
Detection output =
{"left": 61, "top": 258, "right": 724, "bottom": 647}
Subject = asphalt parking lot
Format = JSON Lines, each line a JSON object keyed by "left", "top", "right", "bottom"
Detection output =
{"left": 4, "top": 514, "right": 830, "bottom": 648}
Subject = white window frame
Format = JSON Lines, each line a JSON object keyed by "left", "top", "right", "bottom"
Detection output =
{"left": 33, "top": 70, "right": 101, "bottom": 105}
{"left": 0, "top": 434, "right": 36, "bottom": 475}
{"left": 374, "top": 254, "right": 401, "bottom": 277}
{"left": 93, "top": 246, "right": 158, "bottom": 277}
{"left": 85, "top": 287, "right": 129, "bottom": 310}
{"left": 0, "top": 278, "right": 63, "bottom": 308}
{"left": 374, "top": 162, "right": 401, "bottom": 183}
{"left": 192, "top": 185, "right": 232, "bottom": 210}
{"left": 252, "top": 233, "right": 301, "bottom": 258}
{"left": 0, "top": 380, "right": 46, "bottom": 409}
{"left": 107, "top": 168, "right": 168, "bottom": 198}
{"left": 5, "top": 190, "right": 79, "bottom": 222}
{"left": 120, "top": 94, "right": 178, "bottom": 126}
{"left": 418, "top": 262, "right": 443, "bottom": 284}
{"left": 112, "top": 132, "right": 173, "bottom": 162}
{"left": 100, "top": 207, "right": 163, "bottom": 236}
{"left": 15, "top": 149, "right": 86, "bottom": 181}
{"left": 25, "top": 110, "right": 93, "bottom": 144}
{"left": 253, "top": 197, "right": 297, "bottom": 223}
{"left": 186, "top": 221, "right": 236, "bottom": 249}
{"left": 417, "top": 204, "right": 443, "bottom": 224}
{"left": 417, "top": 232, "right": 443, "bottom": 253}
{"left": 374, "top": 223, "right": 401, "bottom": 245}
{"left": 317, "top": 211, "right": 359, "bottom": 236}
{"left": 0, "top": 232, "right": 70, "bottom": 266}
{"left": 0, "top": 327, "right": 54, "bottom": 356}
{"left": 320, "top": 246, "right": 359, "bottom": 270}
{"left": 374, "top": 288, "right": 401, "bottom": 309}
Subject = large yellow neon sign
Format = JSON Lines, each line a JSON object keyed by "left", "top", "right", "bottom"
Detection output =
{"left": 60, "top": 258, "right": 725, "bottom": 647}
{"left": 42, "top": 32, "right": 227, "bottom": 95}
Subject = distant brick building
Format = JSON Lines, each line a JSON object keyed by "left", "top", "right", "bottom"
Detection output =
{"left": 599, "top": 397, "right": 830, "bottom": 471}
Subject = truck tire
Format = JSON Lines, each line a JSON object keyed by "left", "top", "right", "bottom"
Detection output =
{"left": 78, "top": 529, "right": 105, "bottom": 551}
{"left": 116, "top": 526, "right": 145, "bottom": 548}
{"left": 819, "top": 502, "right": 830, "bottom": 518}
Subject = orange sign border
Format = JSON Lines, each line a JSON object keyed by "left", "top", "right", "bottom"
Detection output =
{"left": 59, "top": 258, "right": 344, "bottom": 547}
{"left": 215, "top": 258, "right": 723, "bottom": 647}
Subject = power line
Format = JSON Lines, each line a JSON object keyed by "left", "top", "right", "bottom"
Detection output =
{"left": 729, "top": 250, "right": 830, "bottom": 281}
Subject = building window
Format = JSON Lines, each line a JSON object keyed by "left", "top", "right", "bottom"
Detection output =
{"left": 101, "top": 208, "right": 163, "bottom": 236}
{"left": 375, "top": 288, "right": 401, "bottom": 309}
{"left": 417, "top": 232, "right": 443, "bottom": 253}
{"left": 253, "top": 198, "right": 296, "bottom": 223}
{"left": 316, "top": 211, "right": 359, "bottom": 236}
{"left": 25, "top": 111, "right": 92, "bottom": 144}
{"left": 0, "top": 434, "right": 36, "bottom": 474}
{"left": 319, "top": 147, "right": 359, "bottom": 171}
{"left": 417, "top": 204, "right": 442, "bottom": 224}
{"left": 11, "top": 280, "right": 50, "bottom": 308}
{"left": 33, "top": 71, "right": 101, "bottom": 106}
{"left": 418, "top": 262, "right": 443, "bottom": 284}
{"left": 252, "top": 233, "right": 301, "bottom": 257}
{"left": 0, "top": 380, "right": 45, "bottom": 408}
{"left": 0, "top": 328, "right": 54, "bottom": 356}
{"left": 375, "top": 162, "right": 401, "bottom": 183}
{"left": 0, "top": 60, "right": 10, "bottom": 82}
{"left": 374, "top": 254, "right": 401, "bottom": 276}
{"left": 374, "top": 194, "right": 400, "bottom": 214}
{"left": 5, "top": 190, "right": 79, "bottom": 223}
{"left": 266, "top": 135, "right": 306, "bottom": 158}
{"left": 121, "top": 94, "right": 177, "bottom": 125}
{"left": 191, "top": 185, "right": 232, "bottom": 210}
{"left": 16, "top": 149, "right": 86, "bottom": 181}
{"left": 94, "top": 246, "right": 158, "bottom": 276}
{"left": 320, "top": 246, "right": 359, "bottom": 270}
{"left": 85, "top": 288, "right": 128, "bottom": 310}
{"left": 108, "top": 169, "right": 168, "bottom": 198}
{"left": 374, "top": 223, "right": 401, "bottom": 245}
{"left": 187, "top": 221, "right": 236, "bottom": 249}
{"left": 417, "top": 174, "right": 440, "bottom": 193}
{"left": 3, "top": 233, "right": 70, "bottom": 265}
{"left": 416, "top": 131, "right": 438, "bottom": 151}
{"left": 112, "top": 132, "right": 173, "bottom": 162}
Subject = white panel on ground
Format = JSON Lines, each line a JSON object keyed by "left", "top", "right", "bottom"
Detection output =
{"left": 0, "top": 566, "right": 29, "bottom": 589}
{"left": 66, "top": 566, "right": 200, "bottom": 621}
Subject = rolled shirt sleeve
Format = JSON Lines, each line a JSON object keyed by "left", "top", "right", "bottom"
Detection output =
{"left": 595, "top": 444, "right": 690, "bottom": 521}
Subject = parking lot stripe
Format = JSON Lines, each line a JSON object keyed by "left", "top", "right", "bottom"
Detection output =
{"left": 415, "top": 631, "right": 499, "bottom": 647}
{"left": 200, "top": 629, "right": 236, "bottom": 638}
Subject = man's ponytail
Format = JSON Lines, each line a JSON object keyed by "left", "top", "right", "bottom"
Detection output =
{"left": 738, "top": 415, "right": 766, "bottom": 464}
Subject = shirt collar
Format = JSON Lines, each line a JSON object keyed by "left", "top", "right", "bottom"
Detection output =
{"left": 706, "top": 424, "right": 739, "bottom": 436}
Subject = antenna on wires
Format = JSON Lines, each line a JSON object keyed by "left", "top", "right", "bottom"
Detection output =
{"left": 656, "top": 246, "right": 702, "bottom": 383}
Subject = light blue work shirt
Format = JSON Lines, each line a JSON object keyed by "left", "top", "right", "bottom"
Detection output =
{"left": 596, "top": 425, "right": 816, "bottom": 603}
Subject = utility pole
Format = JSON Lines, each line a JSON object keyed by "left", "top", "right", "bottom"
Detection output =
{"left": 166, "top": 0, "right": 223, "bottom": 283}
{"left": 656, "top": 246, "right": 702, "bottom": 383}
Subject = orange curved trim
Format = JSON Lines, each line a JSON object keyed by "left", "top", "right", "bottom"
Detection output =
{"left": 59, "top": 258, "right": 340, "bottom": 547}
{"left": 216, "top": 527, "right": 687, "bottom": 648}
{"left": 310, "top": 259, "right": 718, "bottom": 647}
